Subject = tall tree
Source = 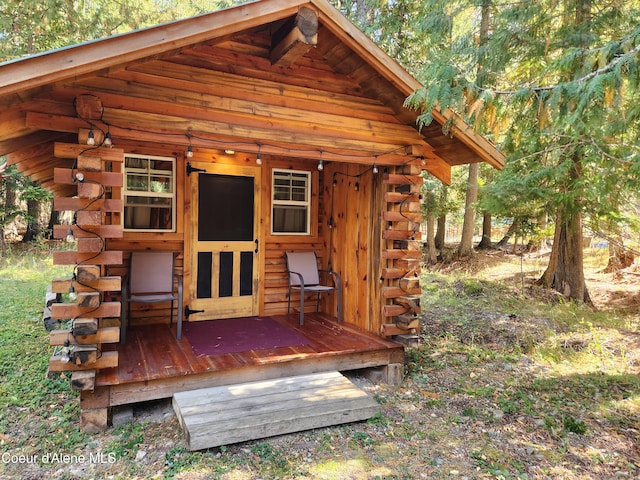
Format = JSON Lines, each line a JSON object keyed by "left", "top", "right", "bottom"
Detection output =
{"left": 405, "top": 0, "right": 640, "bottom": 303}
{"left": 0, "top": 0, "right": 245, "bottom": 61}
{"left": 458, "top": 0, "right": 492, "bottom": 257}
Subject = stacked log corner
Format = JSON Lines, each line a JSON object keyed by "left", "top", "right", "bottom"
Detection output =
{"left": 48, "top": 143, "right": 124, "bottom": 433}
{"left": 381, "top": 164, "right": 422, "bottom": 346}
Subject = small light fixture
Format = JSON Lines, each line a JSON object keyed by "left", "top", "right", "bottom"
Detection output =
{"left": 186, "top": 132, "right": 194, "bottom": 158}
{"left": 75, "top": 172, "right": 85, "bottom": 183}
{"left": 87, "top": 128, "right": 95, "bottom": 146}
{"left": 354, "top": 181, "right": 360, "bottom": 191}
{"left": 61, "top": 340, "right": 71, "bottom": 363}
{"left": 68, "top": 283, "right": 77, "bottom": 302}
{"left": 65, "top": 227, "right": 75, "bottom": 243}
{"left": 104, "top": 131, "right": 112, "bottom": 147}
{"left": 317, "top": 160, "right": 324, "bottom": 171}
{"left": 224, "top": 149, "right": 235, "bottom": 155}
{"left": 372, "top": 164, "right": 378, "bottom": 174}
{"left": 256, "top": 143, "right": 263, "bottom": 165}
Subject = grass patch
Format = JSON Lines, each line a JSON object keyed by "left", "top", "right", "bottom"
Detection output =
{"left": 1, "top": 243, "right": 638, "bottom": 478}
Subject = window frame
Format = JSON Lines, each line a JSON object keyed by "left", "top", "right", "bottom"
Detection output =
{"left": 271, "top": 168, "right": 311, "bottom": 236}
{"left": 122, "top": 153, "right": 177, "bottom": 233}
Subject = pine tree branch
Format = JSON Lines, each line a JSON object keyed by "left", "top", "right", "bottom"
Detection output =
{"left": 486, "top": 43, "right": 640, "bottom": 96}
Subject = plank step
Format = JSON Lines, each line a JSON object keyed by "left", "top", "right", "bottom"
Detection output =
{"left": 173, "top": 371, "right": 380, "bottom": 451}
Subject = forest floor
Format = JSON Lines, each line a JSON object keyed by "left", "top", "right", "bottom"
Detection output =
{"left": 1, "top": 245, "right": 639, "bottom": 479}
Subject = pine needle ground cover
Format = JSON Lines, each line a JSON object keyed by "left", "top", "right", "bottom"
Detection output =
{"left": 0, "top": 244, "right": 638, "bottom": 479}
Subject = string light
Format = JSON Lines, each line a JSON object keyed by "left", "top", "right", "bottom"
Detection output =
{"left": 60, "top": 340, "right": 71, "bottom": 363}
{"left": 256, "top": 143, "right": 263, "bottom": 165}
{"left": 75, "top": 172, "right": 85, "bottom": 183}
{"left": 65, "top": 227, "right": 75, "bottom": 243}
{"left": 72, "top": 95, "right": 419, "bottom": 170}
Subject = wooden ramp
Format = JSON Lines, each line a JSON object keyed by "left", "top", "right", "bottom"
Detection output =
{"left": 172, "top": 371, "right": 380, "bottom": 451}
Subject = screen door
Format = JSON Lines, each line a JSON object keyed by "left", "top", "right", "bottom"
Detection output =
{"left": 188, "top": 163, "right": 260, "bottom": 320}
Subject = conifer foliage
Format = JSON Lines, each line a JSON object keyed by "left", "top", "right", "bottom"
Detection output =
{"left": 350, "top": 0, "right": 640, "bottom": 303}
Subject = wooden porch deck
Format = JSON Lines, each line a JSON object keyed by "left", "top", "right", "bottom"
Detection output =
{"left": 94, "top": 313, "right": 405, "bottom": 409}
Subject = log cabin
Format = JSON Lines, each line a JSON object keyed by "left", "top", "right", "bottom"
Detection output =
{"left": 0, "top": 0, "right": 504, "bottom": 437}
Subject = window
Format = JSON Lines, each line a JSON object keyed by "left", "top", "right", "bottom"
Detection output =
{"left": 123, "top": 154, "right": 176, "bottom": 232}
{"left": 271, "top": 169, "right": 310, "bottom": 235}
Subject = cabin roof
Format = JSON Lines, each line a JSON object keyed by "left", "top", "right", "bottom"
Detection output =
{"left": 0, "top": 0, "right": 504, "bottom": 195}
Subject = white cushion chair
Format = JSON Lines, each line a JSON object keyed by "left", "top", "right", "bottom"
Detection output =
{"left": 286, "top": 251, "right": 342, "bottom": 325}
{"left": 120, "top": 251, "right": 183, "bottom": 343}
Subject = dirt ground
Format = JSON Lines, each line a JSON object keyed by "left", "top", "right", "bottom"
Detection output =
{"left": 5, "top": 248, "right": 640, "bottom": 479}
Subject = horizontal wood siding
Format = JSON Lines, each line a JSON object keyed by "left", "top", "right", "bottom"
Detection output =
{"left": 261, "top": 157, "right": 325, "bottom": 316}
{"left": 28, "top": 22, "right": 430, "bottom": 336}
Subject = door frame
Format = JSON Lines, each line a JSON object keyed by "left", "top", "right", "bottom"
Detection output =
{"left": 183, "top": 161, "right": 262, "bottom": 321}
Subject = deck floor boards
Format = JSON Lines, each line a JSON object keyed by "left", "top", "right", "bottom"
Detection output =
{"left": 97, "top": 313, "right": 403, "bottom": 387}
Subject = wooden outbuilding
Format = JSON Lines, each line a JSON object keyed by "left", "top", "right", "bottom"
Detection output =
{"left": 0, "top": 0, "right": 503, "bottom": 435}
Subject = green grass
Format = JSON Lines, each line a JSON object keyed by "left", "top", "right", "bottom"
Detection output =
{"left": 1, "top": 243, "right": 639, "bottom": 479}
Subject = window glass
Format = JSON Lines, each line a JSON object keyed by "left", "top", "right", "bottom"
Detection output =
{"left": 123, "top": 155, "right": 176, "bottom": 232}
{"left": 271, "top": 169, "right": 310, "bottom": 235}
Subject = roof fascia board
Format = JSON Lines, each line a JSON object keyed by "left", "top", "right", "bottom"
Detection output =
{"left": 432, "top": 108, "right": 505, "bottom": 169}
{"left": 0, "top": 0, "right": 309, "bottom": 97}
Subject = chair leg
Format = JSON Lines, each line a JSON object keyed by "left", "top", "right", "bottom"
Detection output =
{"left": 170, "top": 300, "right": 174, "bottom": 327}
{"left": 177, "top": 277, "right": 183, "bottom": 340}
{"left": 287, "top": 286, "right": 292, "bottom": 315}
{"left": 299, "top": 285, "right": 305, "bottom": 326}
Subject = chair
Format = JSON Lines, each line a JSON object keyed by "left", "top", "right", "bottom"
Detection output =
{"left": 286, "top": 251, "right": 342, "bottom": 325}
{"left": 120, "top": 251, "right": 183, "bottom": 343}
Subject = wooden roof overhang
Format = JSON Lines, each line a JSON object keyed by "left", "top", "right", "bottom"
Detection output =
{"left": 0, "top": 0, "right": 504, "bottom": 196}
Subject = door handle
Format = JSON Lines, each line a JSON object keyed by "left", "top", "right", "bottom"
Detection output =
{"left": 254, "top": 239, "right": 259, "bottom": 253}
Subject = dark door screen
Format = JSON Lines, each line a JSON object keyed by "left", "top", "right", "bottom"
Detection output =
{"left": 198, "top": 174, "right": 254, "bottom": 241}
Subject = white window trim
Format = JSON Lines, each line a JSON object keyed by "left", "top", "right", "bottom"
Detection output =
{"left": 123, "top": 153, "right": 176, "bottom": 233}
{"left": 271, "top": 168, "right": 311, "bottom": 236}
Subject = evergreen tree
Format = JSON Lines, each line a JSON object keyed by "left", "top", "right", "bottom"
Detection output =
{"left": 404, "top": 0, "right": 640, "bottom": 303}
{"left": 0, "top": 0, "right": 245, "bottom": 62}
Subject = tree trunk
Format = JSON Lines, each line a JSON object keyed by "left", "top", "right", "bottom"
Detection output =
{"left": 22, "top": 197, "right": 41, "bottom": 242}
{"left": 0, "top": 226, "right": 5, "bottom": 258}
{"left": 435, "top": 214, "right": 446, "bottom": 249}
{"left": 458, "top": 163, "right": 479, "bottom": 257}
{"left": 537, "top": 214, "right": 561, "bottom": 288}
{"left": 538, "top": 155, "right": 592, "bottom": 305}
{"left": 47, "top": 206, "right": 61, "bottom": 240}
{"left": 526, "top": 214, "right": 548, "bottom": 252}
{"left": 550, "top": 213, "right": 591, "bottom": 304}
{"left": 424, "top": 212, "right": 438, "bottom": 264}
{"left": 603, "top": 236, "right": 634, "bottom": 277}
{"left": 477, "top": 212, "right": 492, "bottom": 249}
{"left": 497, "top": 220, "right": 517, "bottom": 249}
{"left": 434, "top": 187, "right": 447, "bottom": 249}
